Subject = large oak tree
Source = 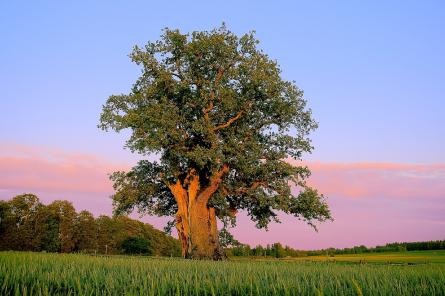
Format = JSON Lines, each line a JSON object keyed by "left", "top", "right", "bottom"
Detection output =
{"left": 99, "top": 26, "right": 331, "bottom": 260}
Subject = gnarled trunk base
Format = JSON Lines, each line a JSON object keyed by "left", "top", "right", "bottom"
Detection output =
{"left": 169, "top": 167, "right": 229, "bottom": 260}
{"left": 176, "top": 204, "right": 226, "bottom": 260}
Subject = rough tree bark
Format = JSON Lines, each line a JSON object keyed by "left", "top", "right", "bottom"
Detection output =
{"left": 167, "top": 166, "right": 228, "bottom": 260}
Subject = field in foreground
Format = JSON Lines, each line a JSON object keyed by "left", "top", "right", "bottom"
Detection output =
{"left": 1, "top": 251, "right": 445, "bottom": 295}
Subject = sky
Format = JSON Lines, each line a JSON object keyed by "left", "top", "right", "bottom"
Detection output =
{"left": 1, "top": 1, "right": 444, "bottom": 249}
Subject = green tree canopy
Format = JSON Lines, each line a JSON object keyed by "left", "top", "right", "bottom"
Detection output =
{"left": 99, "top": 25, "right": 331, "bottom": 259}
{"left": 0, "top": 194, "right": 181, "bottom": 256}
{"left": 121, "top": 237, "right": 151, "bottom": 255}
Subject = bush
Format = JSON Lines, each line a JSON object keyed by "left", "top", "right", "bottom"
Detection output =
{"left": 121, "top": 237, "right": 151, "bottom": 255}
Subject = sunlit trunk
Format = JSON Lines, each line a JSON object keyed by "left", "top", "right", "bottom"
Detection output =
{"left": 172, "top": 176, "right": 225, "bottom": 260}
{"left": 176, "top": 201, "right": 225, "bottom": 260}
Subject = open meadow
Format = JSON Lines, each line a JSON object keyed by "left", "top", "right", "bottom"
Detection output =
{"left": 285, "top": 250, "right": 445, "bottom": 264}
{"left": 1, "top": 251, "right": 444, "bottom": 295}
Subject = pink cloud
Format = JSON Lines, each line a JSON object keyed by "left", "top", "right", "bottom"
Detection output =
{"left": 1, "top": 143, "right": 444, "bottom": 248}
{"left": 287, "top": 159, "right": 445, "bottom": 200}
{"left": 0, "top": 143, "right": 129, "bottom": 194}
{"left": 0, "top": 143, "right": 133, "bottom": 217}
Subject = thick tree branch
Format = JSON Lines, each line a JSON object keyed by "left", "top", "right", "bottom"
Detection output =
{"left": 203, "top": 67, "right": 225, "bottom": 122}
{"left": 237, "top": 180, "right": 268, "bottom": 193}
{"left": 198, "top": 164, "right": 230, "bottom": 205}
{"left": 165, "top": 179, "right": 187, "bottom": 206}
{"left": 213, "top": 67, "right": 225, "bottom": 92}
{"left": 212, "top": 110, "right": 243, "bottom": 131}
{"left": 203, "top": 101, "right": 214, "bottom": 122}
{"left": 185, "top": 169, "right": 200, "bottom": 202}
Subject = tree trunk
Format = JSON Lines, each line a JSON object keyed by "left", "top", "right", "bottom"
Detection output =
{"left": 175, "top": 200, "right": 226, "bottom": 260}
{"left": 169, "top": 167, "right": 228, "bottom": 260}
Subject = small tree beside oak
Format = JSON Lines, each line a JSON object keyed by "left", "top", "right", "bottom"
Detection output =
{"left": 99, "top": 25, "right": 331, "bottom": 260}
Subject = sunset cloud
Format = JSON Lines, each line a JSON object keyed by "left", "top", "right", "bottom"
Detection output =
{"left": 1, "top": 143, "right": 444, "bottom": 249}
{"left": 0, "top": 143, "right": 129, "bottom": 194}
{"left": 304, "top": 161, "right": 445, "bottom": 199}
{"left": 1, "top": 143, "right": 444, "bottom": 201}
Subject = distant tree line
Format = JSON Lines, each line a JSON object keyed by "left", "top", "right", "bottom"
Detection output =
{"left": 304, "top": 240, "right": 445, "bottom": 256}
{"left": 2, "top": 194, "right": 443, "bottom": 259}
{"left": 226, "top": 240, "right": 445, "bottom": 258}
{"left": 226, "top": 243, "right": 303, "bottom": 258}
{"left": 0, "top": 194, "right": 181, "bottom": 256}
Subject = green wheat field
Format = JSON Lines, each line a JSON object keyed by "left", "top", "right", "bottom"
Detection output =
{"left": 1, "top": 251, "right": 445, "bottom": 295}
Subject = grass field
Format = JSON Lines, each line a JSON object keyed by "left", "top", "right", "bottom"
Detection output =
{"left": 1, "top": 251, "right": 445, "bottom": 295}
{"left": 286, "top": 250, "right": 445, "bottom": 264}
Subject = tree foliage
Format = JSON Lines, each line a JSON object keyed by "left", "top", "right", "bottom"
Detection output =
{"left": 121, "top": 237, "right": 151, "bottom": 255}
{"left": 0, "top": 195, "right": 181, "bottom": 256}
{"left": 99, "top": 25, "right": 331, "bottom": 233}
{"left": 227, "top": 240, "right": 445, "bottom": 258}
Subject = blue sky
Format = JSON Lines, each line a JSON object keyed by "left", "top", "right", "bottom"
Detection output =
{"left": 1, "top": 1, "right": 444, "bottom": 164}
{"left": 1, "top": 1, "right": 445, "bottom": 248}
